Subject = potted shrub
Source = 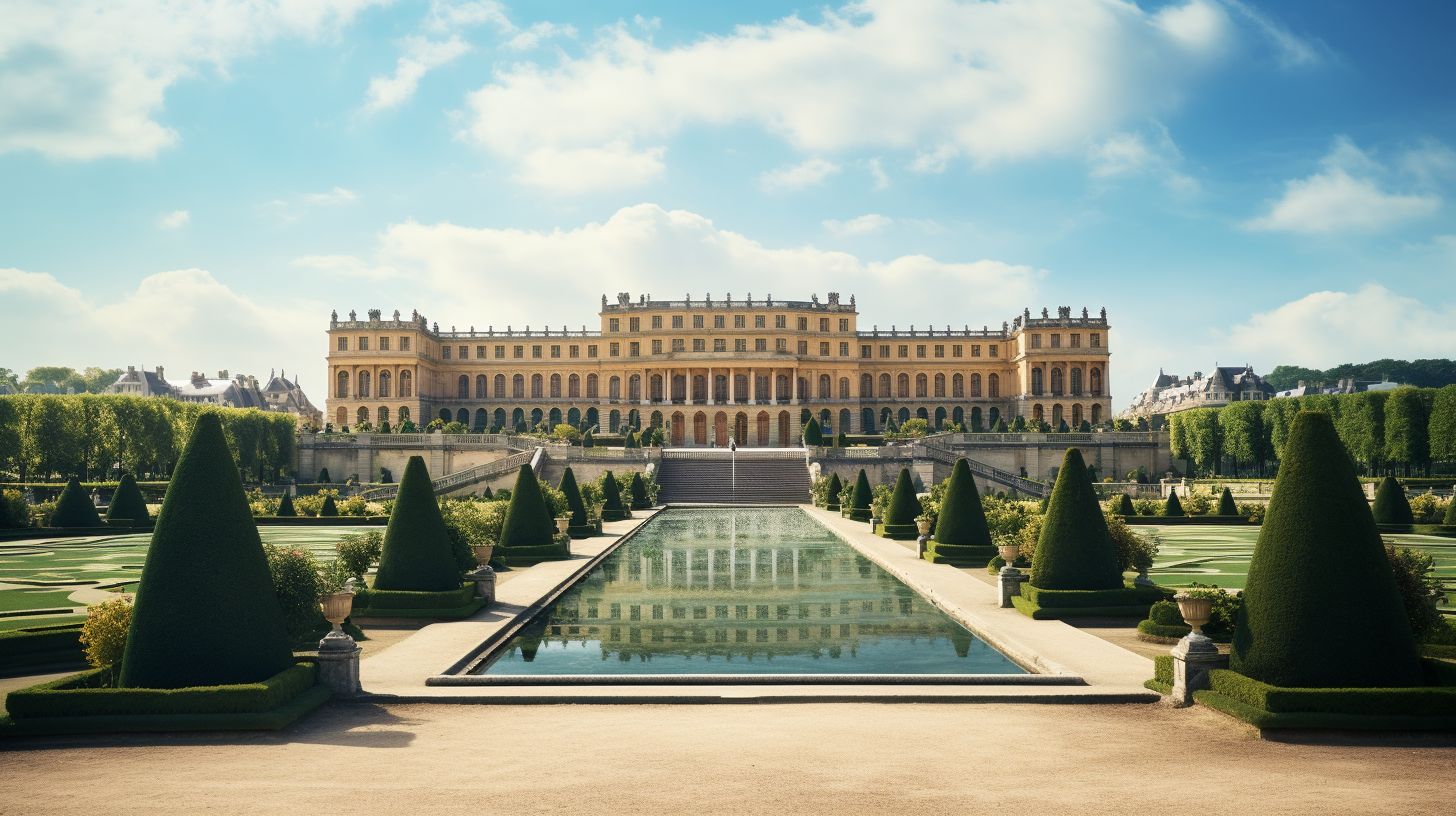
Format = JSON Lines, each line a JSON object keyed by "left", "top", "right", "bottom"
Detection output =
{"left": 556, "top": 515, "right": 572, "bottom": 536}
{"left": 317, "top": 560, "right": 357, "bottom": 637}
{"left": 1173, "top": 587, "right": 1220, "bottom": 636}
{"left": 915, "top": 514, "right": 933, "bottom": 537}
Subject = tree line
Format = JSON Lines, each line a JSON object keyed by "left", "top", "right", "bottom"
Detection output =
{"left": 1265, "top": 358, "right": 1456, "bottom": 391}
{"left": 0, "top": 395, "right": 296, "bottom": 483}
{"left": 0, "top": 366, "right": 123, "bottom": 394}
{"left": 1167, "top": 385, "right": 1456, "bottom": 477}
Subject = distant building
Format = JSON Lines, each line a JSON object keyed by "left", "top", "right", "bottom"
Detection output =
{"left": 110, "top": 366, "right": 175, "bottom": 398}
{"left": 1275, "top": 378, "right": 1401, "bottom": 398}
{"left": 107, "top": 366, "right": 321, "bottom": 427}
{"left": 1122, "top": 365, "right": 1274, "bottom": 419}
{"left": 261, "top": 370, "right": 323, "bottom": 427}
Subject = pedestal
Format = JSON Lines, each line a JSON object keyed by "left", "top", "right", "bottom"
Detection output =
{"left": 317, "top": 631, "right": 362, "bottom": 696}
{"left": 915, "top": 535, "right": 930, "bottom": 559}
{"left": 997, "top": 566, "right": 1024, "bottom": 608}
{"left": 1170, "top": 633, "right": 1227, "bottom": 707}
{"left": 470, "top": 565, "right": 496, "bottom": 604}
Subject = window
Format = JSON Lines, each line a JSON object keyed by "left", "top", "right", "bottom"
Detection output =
{"left": 861, "top": 345, "right": 872, "bottom": 359}
{"left": 493, "top": 345, "right": 503, "bottom": 358}
{"left": 569, "top": 345, "right": 579, "bottom": 358}
{"left": 693, "top": 315, "right": 704, "bottom": 328}
{"left": 513, "top": 345, "right": 524, "bottom": 359}
{"left": 532, "top": 345, "right": 542, "bottom": 359}
{"left": 775, "top": 315, "right": 787, "bottom": 329}
{"left": 969, "top": 374, "right": 981, "bottom": 398}
{"left": 934, "top": 344, "right": 944, "bottom": 358}
{"left": 755, "top": 338, "right": 767, "bottom": 352}
{"left": 952, "top": 345, "right": 962, "bottom": 358}
{"left": 400, "top": 337, "right": 410, "bottom": 351}
{"left": 693, "top": 339, "right": 706, "bottom": 352}
{"left": 988, "top": 373, "right": 1000, "bottom": 397}
{"left": 441, "top": 345, "right": 450, "bottom": 359}
{"left": 651, "top": 315, "right": 662, "bottom": 329}
{"left": 898, "top": 345, "right": 908, "bottom": 358}
{"left": 550, "top": 345, "right": 561, "bottom": 358}
{"left": 971, "top": 345, "right": 982, "bottom": 357}
{"left": 672, "top": 338, "right": 685, "bottom": 352}
{"left": 714, "top": 339, "right": 726, "bottom": 352}
{"left": 588, "top": 345, "right": 598, "bottom": 358}
{"left": 839, "top": 342, "right": 849, "bottom": 356}
{"left": 755, "top": 315, "right": 766, "bottom": 328}
{"left": 735, "top": 339, "right": 748, "bottom": 352}
{"left": 610, "top": 342, "right": 620, "bottom": 357}
{"left": 990, "top": 345, "right": 999, "bottom": 357}
{"left": 458, "top": 345, "right": 467, "bottom": 359}
{"left": 1071, "top": 333, "right": 1081, "bottom": 348}
{"left": 629, "top": 317, "right": 640, "bottom": 332}
{"left": 880, "top": 344, "right": 890, "bottom": 358}
{"left": 1051, "top": 333, "right": 1061, "bottom": 349}
{"left": 379, "top": 337, "right": 390, "bottom": 351}
{"left": 714, "top": 315, "right": 725, "bottom": 329}
{"left": 819, "top": 342, "right": 830, "bottom": 356}
{"left": 652, "top": 340, "right": 663, "bottom": 354}
{"left": 609, "top": 318, "right": 620, "bottom": 332}
{"left": 839, "top": 319, "right": 849, "bottom": 332}
{"left": 819, "top": 318, "right": 829, "bottom": 332}
{"left": 797, "top": 317, "right": 808, "bottom": 331}
{"left": 1091, "top": 333, "right": 1101, "bottom": 348}
{"left": 400, "top": 370, "right": 412, "bottom": 397}
{"left": 797, "top": 340, "right": 808, "bottom": 354}
{"left": 1030, "top": 334, "right": 1041, "bottom": 349}
{"left": 337, "top": 337, "right": 348, "bottom": 351}
{"left": 734, "top": 315, "right": 745, "bottom": 328}
{"left": 629, "top": 342, "right": 640, "bottom": 357}
{"left": 776, "top": 338, "right": 788, "bottom": 352}
{"left": 359, "top": 337, "right": 369, "bottom": 351}
{"left": 672, "top": 315, "right": 684, "bottom": 329}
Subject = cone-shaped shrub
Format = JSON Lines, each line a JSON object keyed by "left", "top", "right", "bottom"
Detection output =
{"left": 318, "top": 467, "right": 331, "bottom": 483}
{"left": 499, "top": 465, "right": 559, "bottom": 550}
{"left": 1163, "top": 489, "right": 1184, "bottom": 517}
{"left": 559, "top": 467, "right": 593, "bottom": 538}
{"left": 1217, "top": 487, "right": 1238, "bottom": 516}
{"left": 1028, "top": 448, "right": 1123, "bottom": 591}
{"left": 1371, "top": 476, "right": 1414, "bottom": 525}
{"left": 846, "top": 469, "right": 873, "bottom": 521}
{"left": 276, "top": 492, "right": 297, "bottom": 517}
{"left": 623, "top": 432, "right": 638, "bottom": 449}
{"left": 50, "top": 477, "right": 101, "bottom": 528}
{"left": 1116, "top": 493, "right": 1135, "bottom": 516}
{"left": 629, "top": 472, "right": 651, "bottom": 510}
{"left": 482, "top": 486, "right": 494, "bottom": 500}
{"left": 824, "top": 473, "right": 842, "bottom": 511}
{"left": 373, "top": 456, "right": 463, "bottom": 592}
{"left": 600, "top": 470, "right": 628, "bottom": 521}
{"left": 880, "top": 469, "right": 920, "bottom": 539}
{"left": 582, "top": 430, "right": 594, "bottom": 448}
{"left": 319, "top": 494, "right": 339, "bottom": 517}
{"left": 105, "top": 473, "right": 149, "bottom": 524}
{"left": 803, "top": 417, "right": 823, "bottom": 446}
{"left": 1230, "top": 411, "right": 1422, "bottom": 688}
{"left": 1445, "top": 496, "right": 1456, "bottom": 525}
{"left": 119, "top": 413, "right": 292, "bottom": 688}
{"left": 925, "top": 459, "right": 993, "bottom": 565}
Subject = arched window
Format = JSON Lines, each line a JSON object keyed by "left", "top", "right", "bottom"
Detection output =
{"left": 457, "top": 375, "right": 468, "bottom": 399}
{"left": 1072, "top": 404, "right": 1083, "bottom": 426}
{"left": 609, "top": 376, "right": 621, "bottom": 400}
{"left": 494, "top": 374, "right": 506, "bottom": 397}
{"left": 357, "top": 371, "right": 371, "bottom": 398}
{"left": 1070, "top": 368, "right": 1082, "bottom": 396}
{"left": 335, "top": 406, "right": 346, "bottom": 426}
{"left": 818, "top": 374, "right": 831, "bottom": 400}
{"left": 586, "top": 374, "right": 599, "bottom": 399}
{"left": 1031, "top": 368, "right": 1043, "bottom": 396}
{"left": 336, "top": 370, "right": 350, "bottom": 399}
{"left": 650, "top": 374, "right": 664, "bottom": 402}
{"left": 952, "top": 373, "right": 964, "bottom": 398}
{"left": 1091, "top": 404, "right": 1103, "bottom": 424}
{"left": 1090, "top": 368, "right": 1103, "bottom": 396}
{"left": 398, "top": 406, "right": 410, "bottom": 423}
{"left": 1051, "top": 367, "right": 1064, "bottom": 396}
{"left": 399, "top": 370, "right": 412, "bottom": 397}
{"left": 357, "top": 407, "right": 368, "bottom": 424}
{"left": 629, "top": 374, "right": 641, "bottom": 401}
{"left": 549, "top": 373, "right": 561, "bottom": 398}
{"left": 378, "top": 406, "right": 390, "bottom": 425}
{"left": 988, "top": 373, "right": 1000, "bottom": 398}
{"left": 378, "top": 371, "right": 391, "bottom": 398}
{"left": 531, "top": 374, "right": 543, "bottom": 398}
{"left": 512, "top": 374, "right": 525, "bottom": 399}
{"left": 933, "top": 373, "right": 945, "bottom": 398}
{"left": 1033, "top": 403, "right": 1044, "bottom": 423}
{"left": 970, "top": 373, "right": 982, "bottom": 398}
{"left": 475, "top": 374, "right": 487, "bottom": 399}
{"left": 861, "top": 374, "right": 873, "bottom": 398}
{"left": 897, "top": 373, "right": 910, "bottom": 399}
{"left": 879, "top": 373, "right": 891, "bottom": 398}
{"left": 915, "top": 373, "right": 928, "bottom": 398}
{"left": 1052, "top": 404, "right": 1064, "bottom": 426}
{"left": 839, "top": 377, "right": 850, "bottom": 399}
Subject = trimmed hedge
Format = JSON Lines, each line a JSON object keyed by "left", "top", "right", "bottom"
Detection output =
{"left": 824, "top": 472, "right": 842, "bottom": 512}
{"left": 276, "top": 492, "right": 297, "bottom": 517}
{"left": 845, "top": 469, "right": 873, "bottom": 522}
{"left": 803, "top": 417, "right": 823, "bottom": 446}
{"left": 559, "top": 467, "right": 594, "bottom": 538}
{"left": 51, "top": 477, "right": 101, "bottom": 528}
{"left": 879, "top": 468, "right": 920, "bottom": 539}
{"left": 105, "top": 473, "right": 149, "bottom": 524}
{"left": 1446, "top": 496, "right": 1456, "bottom": 525}
{"left": 0, "top": 625, "right": 85, "bottom": 673}
{"left": 600, "top": 470, "right": 628, "bottom": 521}
{"left": 1028, "top": 448, "right": 1123, "bottom": 591}
{"left": 319, "top": 494, "right": 339, "bottom": 516}
{"left": 352, "top": 585, "right": 483, "bottom": 618}
{"left": 1164, "top": 489, "right": 1184, "bottom": 517}
{"left": 1231, "top": 411, "right": 1424, "bottom": 689}
{"left": 629, "top": 472, "right": 652, "bottom": 510}
{"left": 1216, "top": 487, "right": 1238, "bottom": 516}
{"left": 373, "top": 456, "right": 463, "bottom": 592}
{"left": 119, "top": 413, "right": 294, "bottom": 690}
{"left": 1137, "top": 619, "right": 1192, "bottom": 641}
{"left": 925, "top": 458, "right": 993, "bottom": 566}
{"left": 1194, "top": 663, "right": 1456, "bottom": 729}
{"left": 1146, "top": 654, "right": 1173, "bottom": 694}
{"left": 1372, "top": 476, "right": 1414, "bottom": 525}
{"left": 1116, "top": 493, "right": 1135, "bottom": 516}
{"left": 1013, "top": 582, "right": 1165, "bottom": 619}
{"left": 500, "top": 464, "right": 567, "bottom": 561}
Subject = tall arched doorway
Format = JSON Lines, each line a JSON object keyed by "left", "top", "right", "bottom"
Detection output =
{"left": 735, "top": 412, "right": 749, "bottom": 446}
{"left": 714, "top": 412, "right": 728, "bottom": 447}
{"left": 777, "top": 411, "right": 791, "bottom": 447}
{"left": 671, "top": 412, "right": 686, "bottom": 446}
{"left": 756, "top": 411, "right": 770, "bottom": 446}
{"left": 693, "top": 412, "right": 708, "bottom": 445}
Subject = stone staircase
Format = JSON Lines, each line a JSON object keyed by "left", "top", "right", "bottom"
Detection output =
{"left": 656, "top": 449, "right": 811, "bottom": 504}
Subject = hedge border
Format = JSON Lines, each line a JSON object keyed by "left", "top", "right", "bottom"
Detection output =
{"left": 1121, "top": 516, "right": 1257, "bottom": 526}
{"left": 843, "top": 508, "right": 872, "bottom": 522}
{"left": 500, "top": 542, "right": 572, "bottom": 567}
{"left": 878, "top": 523, "right": 919, "bottom": 540}
{"left": 1012, "top": 584, "right": 1165, "bottom": 619}
{"left": 0, "top": 624, "right": 86, "bottom": 674}
{"left": 353, "top": 584, "right": 476, "bottom": 611}
{"left": 1145, "top": 654, "right": 1173, "bottom": 695}
{"left": 923, "top": 543, "right": 997, "bottom": 567}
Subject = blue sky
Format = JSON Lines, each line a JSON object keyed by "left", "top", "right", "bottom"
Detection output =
{"left": 2, "top": 0, "right": 1454, "bottom": 407}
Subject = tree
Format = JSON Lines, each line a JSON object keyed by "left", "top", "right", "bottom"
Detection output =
{"left": 1028, "top": 448, "right": 1123, "bottom": 590}
{"left": 1184, "top": 408, "right": 1222, "bottom": 476}
{"left": 802, "top": 417, "right": 823, "bottom": 446}
{"left": 629, "top": 472, "right": 651, "bottom": 510}
{"left": 277, "top": 492, "right": 297, "bottom": 517}
{"left": 1010, "top": 415, "right": 1027, "bottom": 432}
{"left": 1382, "top": 388, "right": 1429, "bottom": 475}
{"left": 1371, "top": 476, "right": 1414, "bottom": 525}
{"left": 600, "top": 469, "right": 628, "bottom": 520}
{"left": 51, "top": 477, "right": 101, "bottom": 527}
{"left": 1164, "top": 488, "right": 1184, "bottom": 517}
{"left": 925, "top": 459, "right": 993, "bottom": 565}
{"left": 824, "top": 472, "right": 842, "bottom": 511}
{"left": 498, "top": 464, "right": 559, "bottom": 551}
{"left": 105, "top": 473, "right": 150, "bottom": 524}
{"left": 319, "top": 494, "right": 338, "bottom": 516}
{"left": 559, "top": 467, "right": 592, "bottom": 537}
{"left": 1116, "top": 493, "right": 1135, "bottom": 515}
{"left": 318, "top": 467, "right": 331, "bottom": 483}
{"left": 373, "top": 456, "right": 463, "bottom": 591}
{"left": 1217, "top": 486, "right": 1237, "bottom": 516}
{"left": 582, "top": 430, "right": 595, "bottom": 448}
{"left": 1230, "top": 411, "right": 1422, "bottom": 688}
{"left": 879, "top": 468, "right": 920, "bottom": 539}
{"left": 119, "top": 413, "right": 293, "bottom": 688}
{"left": 1428, "top": 385, "right": 1456, "bottom": 465}
{"left": 1334, "top": 392, "right": 1385, "bottom": 472}
{"left": 1218, "top": 401, "right": 1266, "bottom": 476}
{"left": 846, "top": 469, "right": 873, "bottom": 521}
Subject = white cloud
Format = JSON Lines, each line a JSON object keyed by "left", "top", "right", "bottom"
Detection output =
{"left": 516, "top": 143, "right": 666, "bottom": 193}
{"left": 1245, "top": 137, "right": 1442, "bottom": 234}
{"left": 1087, "top": 126, "right": 1198, "bottom": 194}
{"left": 0, "top": 266, "right": 320, "bottom": 389}
{"left": 461, "top": 0, "right": 1236, "bottom": 192}
{"left": 1219, "top": 285, "right": 1456, "bottom": 370}
{"left": 291, "top": 254, "right": 399, "bottom": 280}
{"left": 823, "top": 214, "right": 891, "bottom": 237}
{"left": 308, "top": 203, "right": 1044, "bottom": 328}
{"left": 759, "top": 157, "right": 841, "bottom": 192}
{"left": 504, "top": 22, "right": 576, "bottom": 52}
{"left": 423, "top": 0, "right": 510, "bottom": 35}
{"left": 0, "top": 0, "right": 381, "bottom": 160}
{"left": 1221, "top": 0, "right": 1324, "bottom": 68}
{"left": 300, "top": 186, "right": 358, "bottom": 206}
{"left": 263, "top": 187, "right": 359, "bottom": 221}
{"left": 362, "top": 36, "right": 473, "bottom": 114}
{"left": 867, "top": 158, "right": 890, "bottom": 190}
{"left": 158, "top": 209, "right": 190, "bottom": 229}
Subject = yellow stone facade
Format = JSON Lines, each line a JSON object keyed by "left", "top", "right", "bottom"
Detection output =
{"left": 325, "top": 294, "right": 1112, "bottom": 446}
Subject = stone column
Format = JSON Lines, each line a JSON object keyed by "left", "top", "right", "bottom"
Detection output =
{"left": 706, "top": 366, "right": 714, "bottom": 405}
{"left": 997, "top": 563, "right": 1024, "bottom": 608}
{"left": 1170, "top": 632, "right": 1227, "bottom": 707}
{"left": 728, "top": 368, "right": 736, "bottom": 404}
{"left": 790, "top": 367, "right": 799, "bottom": 405}
{"left": 770, "top": 369, "right": 778, "bottom": 404}
{"left": 317, "top": 630, "right": 362, "bottom": 696}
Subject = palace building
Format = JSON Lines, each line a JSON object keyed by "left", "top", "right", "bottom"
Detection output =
{"left": 325, "top": 293, "right": 1112, "bottom": 447}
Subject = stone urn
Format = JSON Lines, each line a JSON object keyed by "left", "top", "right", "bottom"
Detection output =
{"left": 471, "top": 543, "right": 494, "bottom": 568}
{"left": 319, "top": 586, "right": 355, "bottom": 636}
{"left": 556, "top": 516, "right": 571, "bottom": 535}
{"left": 1173, "top": 591, "right": 1214, "bottom": 635}
{"left": 997, "top": 543, "right": 1021, "bottom": 567}
{"left": 916, "top": 518, "right": 933, "bottom": 537}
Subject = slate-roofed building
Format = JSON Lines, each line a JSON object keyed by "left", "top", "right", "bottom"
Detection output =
{"left": 261, "top": 370, "right": 323, "bottom": 427}
{"left": 1122, "top": 364, "right": 1274, "bottom": 419}
{"left": 109, "top": 366, "right": 175, "bottom": 398}
{"left": 107, "top": 366, "right": 322, "bottom": 426}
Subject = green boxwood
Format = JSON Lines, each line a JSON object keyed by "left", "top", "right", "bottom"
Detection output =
{"left": 353, "top": 585, "right": 477, "bottom": 611}
{"left": 1230, "top": 411, "right": 1424, "bottom": 688}
{"left": 629, "top": 472, "right": 651, "bottom": 510}
{"left": 51, "top": 477, "right": 101, "bottom": 528}
{"left": 1164, "top": 489, "right": 1184, "bottom": 517}
{"left": 924, "top": 458, "right": 994, "bottom": 566}
{"left": 9, "top": 661, "right": 317, "bottom": 719}
{"left": 1216, "top": 487, "right": 1238, "bottom": 516}
{"left": 373, "top": 456, "right": 466, "bottom": 592}
{"left": 500, "top": 465, "right": 567, "bottom": 562}
{"left": 276, "top": 492, "right": 297, "bottom": 517}
{"left": 879, "top": 469, "right": 920, "bottom": 539}
{"left": 1116, "top": 493, "right": 1135, "bottom": 516}
{"left": 845, "top": 469, "right": 873, "bottom": 522}
{"left": 1028, "top": 448, "right": 1123, "bottom": 591}
{"left": 1372, "top": 476, "right": 1414, "bottom": 525}
{"left": 1194, "top": 663, "right": 1456, "bottom": 729}
{"left": 824, "top": 473, "right": 842, "bottom": 511}
{"left": 559, "top": 467, "right": 594, "bottom": 538}
{"left": 105, "top": 473, "right": 149, "bottom": 524}
{"left": 803, "top": 417, "right": 823, "bottom": 446}
{"left": 600, "top": 469, "right": 628, "bottom": 521}
{"left": 318, "top": 494, "right": 338, "bottom": 517}
{"left": 0, "top": 625, "right": 85, "bottom": 673}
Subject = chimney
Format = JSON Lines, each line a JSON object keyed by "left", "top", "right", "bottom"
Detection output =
{"left": 155, "top": 365, "right": 165, "bottom": 380}
{"left": 218, "top": 370, "right": 228, "bottom": 380}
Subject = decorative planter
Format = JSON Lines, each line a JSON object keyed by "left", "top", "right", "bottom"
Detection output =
{"left": 555, "top": 516, "right": 571, "bottom": 535}
{"left": 916, "top": 519, "right": 932, "bottom": 536}
{"left": 471, "top": 543, "right": 495, "bottom": 567}
{"left": 1173, "top": 592, "right": 1214, "bottom": 635}
{"left": 319, "top": 591, "right": 355, "bottom": 635}
{"left": 997, "top": 543, "right": 1021, "bottom": 565}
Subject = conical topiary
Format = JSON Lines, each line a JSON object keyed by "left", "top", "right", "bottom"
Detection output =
{"left": 498, "top": 465, "right": 563, "bottom": 562}
{"left": 880, "top": 469, "right": 920, "bottom": 539}
{"left": 629, "top": 472, "right": 651, "bottom": 510}
{"left": 483, "top": 486, "right": 494, "bottom": 500}
{"left": 1164, "top": 489, "right": 1184, "bottom": 517}
{"left": 276, "top": 492, "right": 297, "bottom": 517}
{"left": 623, "top": 432, "right": 638, "bottom": 449}
{"left": 318, "top": 467, "right": 331, "bottom": 483}
{"left": 1217, "top": 487, "right": 1237, "bottom": 516}
{"left": 319, "top": 494, "right": 338, "bottom": 517}
{"left": 1371, "top": 476, "right": 1414, "bottom": 525}
{"left": 846, "top": 469, "right": 873, "bottom": 521}
{"left": 105, "top": 473, "right": 149, "bottom": 524}
{"left": 803, "top": 417, "right": 823, "bottom": 446}
{"left": 600, "top": 471, "right": 627, "bottom": 521}
{"left": 119, "top": 413, "right": 292, "bottom": 688}
{"left": 50, "top": 477, "right": 101, "bottom": 528}
{"left": 1116, "top": 493, "right": 1135, "bottom": 516}
{"left": 1028, "top": 448, "right": 1124, "bottom": 591}
{"left": 372, "top": 456, "right": 463, "bottom": 592}
{"left": 582, "top": 430, "right": 594, "bottom": 448}
{"left": 559, "top": 467, "right": 593, "bottom": 538}
{"left": 824, "top": 473, "right": 842, "bottom": 511}
{"left": 925, "top": 459, "right": 993, "bottom": 565}
{"left": 1230, "top": 411, "right": 1423, "bottom": 688}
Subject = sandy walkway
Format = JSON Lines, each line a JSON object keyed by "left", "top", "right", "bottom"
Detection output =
{"left": 1, "top": 701, "right": 1450, "bottom": 815}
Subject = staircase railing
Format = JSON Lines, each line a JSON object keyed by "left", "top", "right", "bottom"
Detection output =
{"left": 359, "top": 447, "right": 542, "bottom": 500}
{"left": 914, "top": 441, "right": 1048, "bottom": 498}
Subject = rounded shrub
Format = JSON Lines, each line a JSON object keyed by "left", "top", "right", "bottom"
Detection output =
{"left": 81, "top": 595, "right": 133, "bottom": 668}
{"left": 51, "top": 477, "right": 102, "bottom": 528}
{"left": 1116, "top": 493, "right": 1135, "bottom": 516}
{"left": 499, "top": 464, "right": 559, "bottom": 550}
{"left": 600, "top": 470, "right": 628, "bottom": 521}
{"left": 1217, "top": 486, "right": 1238, "bottom": 516}
{"left": 119, "top": 413, "right": 293, "bottom": 688}
{"left": 276, "top": 492, "right": 297, "bottom": 517}
{"left": 925, "top": 458, "right": 994, "bottom": 565}
{"left": 1027, "top": 448, "right": 1124, "bottom": 591}
{"left": 319, "top": 494, "right": 339, "bottom": 517}
{"left": 1371, "top": 476, "right": 1414, "bottom": 525}
{"left": 824, "top": 473, "right": 842, "bottom": 511}
{"left": 1230, "top": 411, "right": 1423, "bottom": 688}
{"left": 846, "top": 469, "right": 873, "bottom": 521}
{"left": 1163, "top": 489, "right": 1184, "bottom": 517}
{"left": 372, "top": 456, "right": 464, "bottom": 592}
{"left": 105, "top": 473, "right": 150, "bottom": 524}
{"left": 879, "top": 469, "right": 920, "bottom": 539}
{"left": 629, "top": 472, "right": 651, "bottom": 510}
{"left": 559, "top": 467, "right": 593, "bottom": 538}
